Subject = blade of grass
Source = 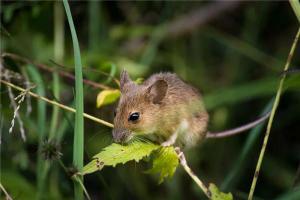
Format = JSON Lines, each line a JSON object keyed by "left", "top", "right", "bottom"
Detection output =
{"left": 47, "top": 3, "right": 65, "bottom": 199}
{"left": 26, "top": 64, "right": 47, "bottom": 199}
{"left": 221, "top": 100, "right": 274, "bottom": 190}
{"left": 290, "top": 0, "right": 300, "bottom": 23}
{"left": 203, "top": 27, "right": 284, "bottom": 71}
{"left": 49, "top": 2, "right": 64, "bottom": 140}
{"left": 248, "top": 27, "right": 300, "bottom": 200}
{"left": 88, "top": 1, "right": 101, "bottom": 52}
{"left": 63, "top": 1, "right": 85, "bottom": 199}
{"left": 203, "top": 77, "right": 277, "bottom": 110}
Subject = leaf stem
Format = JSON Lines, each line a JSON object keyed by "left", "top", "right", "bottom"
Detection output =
{"left": 248, "top": 27, "right": 300, "bottom": 200}
{"left": 179, "top": 152, "right": 211, "bottom": 198}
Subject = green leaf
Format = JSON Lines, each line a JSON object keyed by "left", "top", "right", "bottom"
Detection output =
{"left": 81, "top": 141, "right": 160, "bottom": 175}
{"left": 134, "top": 77, "right": 144, "bottom": 85}
{"left": 96, "top": 89, "right": 121, "bottom": 108}
{"left": 290, "top": 0, "right": 300, "bottom": 23}
{"left": 146, "top": 146, "right": 179, "bottom": 184}
{"left": 209, "top": 183, "right": 233, "bottom": 200}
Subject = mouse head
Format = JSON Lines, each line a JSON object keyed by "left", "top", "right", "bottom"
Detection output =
{"left": 112, "top": 70, "right": 168, "bottom": 143}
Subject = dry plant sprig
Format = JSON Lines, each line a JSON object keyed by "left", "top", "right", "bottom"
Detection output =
{"left": 3, "top": 71, "right": 27, "bottom": 141}
{"left": 0, "top": 79, "right": 114, "bottom": 128}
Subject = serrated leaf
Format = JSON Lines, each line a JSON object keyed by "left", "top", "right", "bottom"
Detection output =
{"left": 81, "top": 141, "right": 160, "bottom": 175}
{"left": 96, "top": 89, "right": 120, "bottom": 108}
{"left": 146, "top": 146, "right": 179, "bottom": 183}
{"left": 209, "top": 183, "right": 233, "bottom": 200}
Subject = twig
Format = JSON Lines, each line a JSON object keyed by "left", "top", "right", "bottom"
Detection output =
{"left": 0, "top": 79, "right": 114, "bottom": 128}
{"left": 177, "top": 149, "right": 211, "bottom": 198}
{"left": 1, "top": 52, "right": 112, "bottom": 90}
{"left": 3, "top": 70, "right": 27, "bottom": 141}
{"left": 248, "top": 27, "right": 300, "bottom": 200}
{"left": 73, "top": 175, "right": 91, "bottom": 200}
{"left": 165, "top": 2, "right": 240, "bottom": 38}
{"left": 0, "top": 183, "right": 13, "bottom": 200}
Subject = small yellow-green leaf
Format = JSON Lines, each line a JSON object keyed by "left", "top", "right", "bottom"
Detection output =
{"left": 209, "top": 183, "right": 233, "bottom": 200}
{"left": 96, "top": 89, "right": 120, "bottom": 108}
{"left": 81, "top": 141, "right": 160, "bottom": 175}
{"left": 134, "top": 77, "right": 144, "bottom": 85}
{"left": 146, "top": 146, "right": 179, "bottom": 183}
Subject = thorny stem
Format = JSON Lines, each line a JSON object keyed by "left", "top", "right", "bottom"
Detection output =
{"left": 177, "top": 150, "right": 211, "bottom": 198}
{"left": 0, "top": 79, "right": 114, "bottom": 128}
{"left": 248, "top": 27, "right": 300, "bottom": 200}
{"left": 0, "top": 183, "right": 13, "bottom": 200}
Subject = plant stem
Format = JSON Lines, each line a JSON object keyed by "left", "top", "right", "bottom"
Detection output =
{"left": 248, "top": 27, "right": 300, "bottom": 200}
{"left": 178, "top": 152, "right": 211, "bottom": 198}
{"left": 0, "top": 183, "right": 13, "bottom": 200}
{"left": 63, "top": 1, "right": 84, "bottom": 198}
{"left": 290, "top": 0, "right": 300, "bottom": 23}
{"left": 49, "top": 1, "right": 64, "bottom": 140}
{"left": 0, "top": 80, "right": 113, "bottom": 127}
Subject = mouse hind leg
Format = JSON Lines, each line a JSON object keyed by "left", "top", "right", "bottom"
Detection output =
{"left": 182, "top": 112, "right": 209, "bottom": 148}
{"left": 161, "top": 119, "right": 189, "bottom": 147}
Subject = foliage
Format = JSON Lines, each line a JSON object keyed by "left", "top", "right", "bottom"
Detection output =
{"left": 96, "top": 89, "right": 121, "bottom": 108}
{"left": 82, "top": 141, "right": 160, "bottom": 175}
{"left": 209, "top": 183, "right": 233, "bottom": 200}
{"left": 146, "top": 146, "right": 179, "bottom": 184}
{"left": 63, "top": 0, "right": 85, "bottom": 199}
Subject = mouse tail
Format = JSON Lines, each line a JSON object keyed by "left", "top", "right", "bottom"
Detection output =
{"left": 206, "top": 111, "right": 271, "bottom": 139}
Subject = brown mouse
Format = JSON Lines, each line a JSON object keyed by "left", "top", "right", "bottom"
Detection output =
{"left": 113, "top": 70, "right": 270, "bottom": 148}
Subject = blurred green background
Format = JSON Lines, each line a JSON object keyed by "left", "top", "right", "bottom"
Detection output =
{"left": 1, "top": 1, "right": 300, "bottom": 200}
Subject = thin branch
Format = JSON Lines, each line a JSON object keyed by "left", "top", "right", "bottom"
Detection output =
{"left": 0, "top": 183, "right": 13, "bottom": 200}
{"left": 177, "top": 150, "right": 211, "bottom": 198}
{"left": 0, "top": 79, "right": 114, "bottom": 128}
{"left": 73, "top": 175, "right": 91, "bottom": 200}
{"left": 248, "top": 27, "right": 300, "bottom": 200}
{"left": 1, "top": 52, "right": 112, "bottom": 90}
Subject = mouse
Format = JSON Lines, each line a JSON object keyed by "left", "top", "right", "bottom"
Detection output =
{"left": 112, "top": 70, "right": 270, "bottom": 148}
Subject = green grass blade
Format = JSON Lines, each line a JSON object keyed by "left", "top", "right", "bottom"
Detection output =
{"left": 204, "top": 77, "right": 277, "bottom": 110}
{"left": 49, "top": 2, "right": 64, "bottom": 140}
{"left": 290, "top": 0, "right": 300, "bottom": 23}
{"left": 26, "top": 64, "right": 47, "bottom": 199}
{"left": 63, "top": 1, "right": 84, "bottom": 199}
{"left": 221, "top": 100, "right": 274, "bottom": 190}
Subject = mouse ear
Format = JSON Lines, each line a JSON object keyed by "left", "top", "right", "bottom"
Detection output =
{"left": 146, "top": 79, "right": 168, "bottom": 104}
{"left": 120, "top": 69, "right": 132, "bottom": 92}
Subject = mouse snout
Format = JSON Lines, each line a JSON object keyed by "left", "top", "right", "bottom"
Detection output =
{"left": 112, "top": 128, "right": 131, "bottom": 143}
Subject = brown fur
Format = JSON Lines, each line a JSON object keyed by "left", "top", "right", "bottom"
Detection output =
{"left": 113, "top": 70, "right": 209, "bottom": 148}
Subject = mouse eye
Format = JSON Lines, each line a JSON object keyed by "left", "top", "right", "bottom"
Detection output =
{"left": 128, "top": 112, "right": 140, "bottom": 122}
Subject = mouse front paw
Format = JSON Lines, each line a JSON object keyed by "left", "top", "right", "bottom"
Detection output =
{"left": 161, "top": 140, "right": 175, "bottom": 147}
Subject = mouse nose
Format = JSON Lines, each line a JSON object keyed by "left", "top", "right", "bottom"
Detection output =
{"left": 112, "top": 128, "right": 130, "bottom": 143}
